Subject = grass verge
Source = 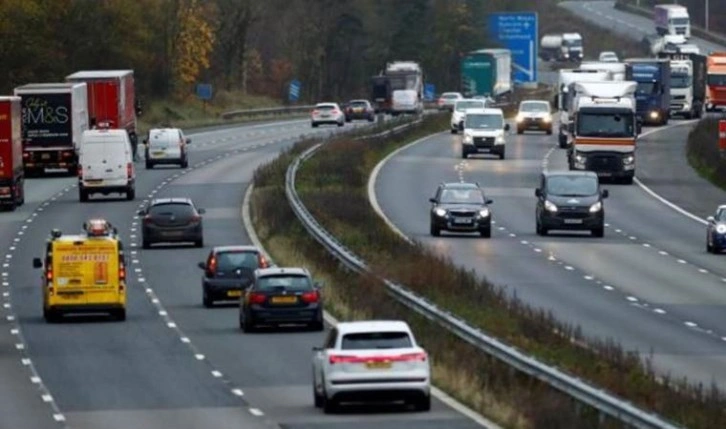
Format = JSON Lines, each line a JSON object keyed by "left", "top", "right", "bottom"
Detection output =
{"left": 686, "top": 118, "right": 726, "bottom": 190}
{"left": 286, "top": 114, "right": 725, "bottom": 428}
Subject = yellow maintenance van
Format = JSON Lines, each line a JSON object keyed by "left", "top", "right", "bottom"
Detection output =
{"left": 33, "top": 219, "right": 127, "bottom": 322}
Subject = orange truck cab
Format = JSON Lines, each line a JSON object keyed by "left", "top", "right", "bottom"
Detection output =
{"left": 33, "top": 219, "right": 127, "bottom": 322}
{"left": 706, "top": 53, "right": 726, "bottom": 111}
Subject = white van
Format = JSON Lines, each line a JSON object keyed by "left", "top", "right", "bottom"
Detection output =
{"left": 144, "top": 128, "right": 190, "bottom": 169}
{"left": 78, "top": 129, "right": 135, "bottom": 202}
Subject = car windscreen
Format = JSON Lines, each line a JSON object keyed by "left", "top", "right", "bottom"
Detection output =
{"left": 439, "top": 188, "right": 484, "bottom": 204}
{"left": 520, "top": 102, "right": 549, "bottom": 112}
{"left": 546, "top": 175, "right": 598, "bottom": 197}
{"left": 216, "top": 251, "right": 259, "bottom": 271}
{"left": 456, "top": 101, "right": 485, "bottom": 111}
{"left": 149, "top": 203, "right": 195, "bottom": 218}
{"left": 341, "top": 331, "right": 413, "bottom": 350}
{"left": 256, "top": 274, "right": 311, "bottom": 291}
{"left": 465, "top": 113, "right": 503, "bottom": 129}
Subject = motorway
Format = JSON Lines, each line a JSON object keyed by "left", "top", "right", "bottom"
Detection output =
{"left": 0, "top": 117, "right": 488, "bottom": 429}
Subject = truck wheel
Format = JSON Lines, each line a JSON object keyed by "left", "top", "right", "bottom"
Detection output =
{"left": 622, "top": 176, "right": 634, "bottom": 185}
{"left": 126, "top": 187, "right": 135, "bottom": 200}
{"left": 181, "top": 159, "right": 189, "bottom": 169}
{"left": 430, "top": 223, "right": 440, "bottom": 237}
{"left": 79, "top": 188, "right": 89, "bottom": 202}
{"left": 113, "top": 309, "right": 126, "bottom": 321}
{"left": 498, "top": 148, "right": 506, "bottom": 160}
{"left": 558, "top": 135, "right": 568, "bottom": 149}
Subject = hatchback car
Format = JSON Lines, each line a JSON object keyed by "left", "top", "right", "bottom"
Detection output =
{"left": 312, "top": 320, "right": 431, "bottom": 413}
{"left": 144, "top": 128, "right": 190, "bottom": 169}
{"left": 198, "top": 246, "right": 270, "bottom": 307}
{"left": 239, "top": 267, "right": 324, "bottom": 332}
{"left": 429, "top": 182, "right": 493, "bottom": 237}
{"left": 344, "top": 100, "right": 375, "bottom": 122}
{"left": 706, "top": 205, "right": 726, "bottom": 253}
{"left": 138, "top": 197, "right": 205, "bottom": 248}
{"left": 516, "top": 100, "right": 553, "bottom": 134}
{"left": 437, "top": 92, "right": 463, "bottom": 111}
{"left": 311, "top": 103, "right": 345, "bottom": 127}
{"left": 535, "top": 171, "right": 608, "bottom": 237}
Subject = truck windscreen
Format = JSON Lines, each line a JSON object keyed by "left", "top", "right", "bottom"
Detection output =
{"left": 707, "top": 74, "right": 726, "bottom": 86}
{"left": 564, "top": 39, "right": 582, "bottom": 47}
{"left": 670, "top": 18, "right": 689, "bottom": 25}
{"left": 577, "top": 112, "right": 634, "bottom": 137}
{"left": 636, "top": 82, "right": 658, "bottom": 94}
{"left": 670, "top": 73, "right": 691, "bottom": 88}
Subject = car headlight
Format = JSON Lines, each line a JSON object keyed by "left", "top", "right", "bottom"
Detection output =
{"left": 623, "top": 155, "right": 635, "bottom": 165}
{"left": 496, "top": 136, "right": 505, "bottom": 144}
{"left": 575, "top": 154, "right": 586, "bottom": 163}
{"left": 649, "top": 111, "right": 659, "bottom": 119}
{"left": 435, "top": 208, "right": 447, "bottom": 217}
{"left": 516, "top": 114, "right": 524, "bottom": 123}
{"left": 589, "top": 201, "right": 602, "bottom": 213}
{"left": 716, "top": 224, "right": 726, "bottom": 234}
{"left": 543, "top": 115, "right": 552, "bottom": 123}
{"left": 544, "top": 200, "right": 558, "bottom": 212}
{"left": 479, "top": 208, "right": 490, "bottom": 217}
{"left": 463, "top": 135, "right": 473, "bottom": 143}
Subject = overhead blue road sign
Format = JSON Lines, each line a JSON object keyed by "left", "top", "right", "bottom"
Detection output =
{"left": 488, "top": 12, "right": 538, "bottom": 83}
{"left": 424, "top": 83, "right": 435, "bottom": 101}
{"left": 196, "top": 83, "right": 213, "bottom": 101}
{"left": 288, "top": 79, "right": 301, "bottom": 102}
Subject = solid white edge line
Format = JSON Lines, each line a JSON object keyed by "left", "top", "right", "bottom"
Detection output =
{"left": 242, "top": 180, "right": 502, "bottom": 429}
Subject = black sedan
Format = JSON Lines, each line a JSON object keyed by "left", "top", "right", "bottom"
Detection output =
{"left": 198, "top": 245, "right": 270, "bottom": 307}
{"left": 138, "top": 197, "right": 205, "bottom": 248}
{"left": 429, "top": 182, "right": 493, "bottom": 238}
{"left": 239, "top": 267, "right": 324, "bottom": 332}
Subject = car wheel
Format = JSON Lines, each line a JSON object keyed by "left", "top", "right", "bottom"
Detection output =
{"left": 592, "top": 226, "right": 605, "bottom": 238}
{"left": 430, "top": 223, "right": 440, "bottom": 237}
{"left": 242, "top": 313, "right": 256, "bottom": 333}
{"left": 536, "top": 220, "right": 548, "bottom": 236}
{"left": 181, "top": 159, "right": 189, "bottom": 169}
{"left": 311, "top": 123, "right": 318, "bottom": 128}
{"left": 707, "top": 238, "right": 714, "bottom": 253}
{"left": 517, "top": 128, "right": 523, "bottom": 135}
{"left": 461, "top": 148, "right": 468, "bottom": 159}
{"left": 414, "top": 394, "right": 431, "bottom": 412}
{"left": 194, "top": 238, "right": 204, "bottom": 248}
{"left": 126, "top": 187, "right": 135, "bottom": 200}
{"left": 313, "top": 383, "right": 324, "bottom": 408}
{"left": 79, "top": 188, "right": 89, "bottom": 202}
{"left": 498, "top": 148, "right": 505, "bottom": 160}
{"left": 203, "top": 290, "right": 213, "bottom": 308}
{"left": 142, "top": 239, "right": 151, "bottom": 249}
{"left": 368, "top": 116, "right": 375, "bottom": 122}
{"left": 479, "top": 227, "right": 491, "bottom": 238}
{"left": 323, "top": 394, "right": 338, "bottom": 414}
{"left": 114, "top": 309, "right": 126, "bottom": 321}
{"left": 546, "top": 127, "right": 553, "bottom": 135}
{"left": 146, "top": 161, "right": 153, "bottom": 169}
{"left": 337, "top": 121, "right": 344, "bottom": 127}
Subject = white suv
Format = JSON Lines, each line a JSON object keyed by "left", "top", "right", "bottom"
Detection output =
{"left": 450, "top": 99, "right": 487, "bottom": 134}
{"left": 312, "top": 320, "right": 431, "bottom": 413}
{"left": 144, "top": 128, "right": 190, "bottom": 169}
{"left": 461, "top": 108, "right": 509, "bottom": 160}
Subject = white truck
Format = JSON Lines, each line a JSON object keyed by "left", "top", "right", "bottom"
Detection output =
{"left": 658, "top": 51, "right": 706, "bottom": 119}
{"left": 562, "top": 33, "right": 584, "bottom": 62}
{"left": 556, "top": 69, "right": 611, "bottom": 148}
{"left": 654, "top": 4, "right": 691, "bottom": 39}
{"left": 385, "top": 61, "right": 423, "bottom": 116}
{"left": 568, "top": 81, "right": 640, "bottom": 184}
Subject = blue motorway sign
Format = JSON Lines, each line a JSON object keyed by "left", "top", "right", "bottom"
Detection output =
{"left": 487, "top": 12, "right": 538, "bottom": 83}
{"left": 288, "top": 79, "right": 301, "bottom": 102}
{"left": 424, "top": 83, "right": 435, "bottom": 101}
{"left": 195, "top": 83, "right": 213, "bottom": 101}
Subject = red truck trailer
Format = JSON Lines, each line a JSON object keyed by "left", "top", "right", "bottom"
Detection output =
{"left": 0, "top": 96, "right": 25, "bottom": 210}
{"left": 65, "top": 70, "right": 142, "bottom": 146}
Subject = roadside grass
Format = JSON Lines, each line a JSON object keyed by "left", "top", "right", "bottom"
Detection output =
{"left": 249, "top": 137, "right": 621, "bottom": 429}
{"left": 290, "top": 114, "right": 726, "bottom": 428}
{"left": 686, "top": 118, "right": 726, "bottom": 190}
{"left": 138, "top": 91, "right": 301, "bottom": 134}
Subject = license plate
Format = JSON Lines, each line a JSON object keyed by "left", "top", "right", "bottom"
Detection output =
{"left": 270, "top": 296, "right": 297, "bottom": 304}
{"left": 162, "top": 231, "right": 184, "bottom": 237}
{"left": 453, "top": 218, "right": 472, "bottom": 224}
{"left": 365, "top": 361, "right": 392, "bottom": 370}
{"left": 354, "top": 108, "right": 363, "bottom": 112}
{"left": 153, "top": 151, "right": 165, "bottom": 155}
{"left": 227, "top": 290, "right": 242, "bottom": 297}
{"left": 564, "top": 219, "right": 583, "bottom": 224}
{"left": 85, "top": 179, "right": 103, "bottom": 185}
{"left": 58, "top": 292, "right": 83, "bottom": 299}
{"left": 598, "top": 172, "right": 612, "bottom": 177}
{"left": 41, "top": 154, "right": 50, "bottom": 160}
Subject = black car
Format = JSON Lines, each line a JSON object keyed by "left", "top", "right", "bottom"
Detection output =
{"left": 706, "top": 205, "right": 726, "bottom": 253}
{"left": 198, "top": 245, "right": 270, "bottom": 307}
{"left": 239, "top": 267, "right": 324, "bottom": 332}
{"left": 138, "top": 197, "right": 205, "bottom": 248}
{"left": 535, "top": 171, "right": 608, "bottom": 237}
{"left": 345, "top": 99, "right": 375, "bottom": 122}
{"left": 429, "top": 182, "right": 493, "bottom": 238}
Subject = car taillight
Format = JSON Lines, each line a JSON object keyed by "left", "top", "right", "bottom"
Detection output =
{"left": 328, "top": 352, "right": 427, "bottom": 365}
{"left": 207, "top": 256, "right": 217, "bottom": 275}
{"left": 301, "top": 290, "right": 320, "bottom": 303}
{"left": 248, "top": 292, "right": 266, "bottom": 305}
{"left": 22, "top": 152, "right": 30, "bottom": 159}
{"left": 397, "top": 352, "right": 428, "bottom": 362}
{"left": 119, "top": 263, "right": 126, "bottom": 281}
{"left": 62, "top": 151, "right": 73, "bottom": 159}
{"left": 143, "top": 215, "right": 153, "bottom": 225}
{"left": 191, "top": 215, "right": 201, "bottom": 222}
{"left": 312, "top": 110, "right": 319, "bottom": 115}
{"left": 258, "top": 254, "right": 269, "bottom": 268}
{"left": 329, "top": 354, "right": 360, "bottom": 364}
{"left": 46, "top": 269, "right": 53, "bottom": 281}
{"left": 127, "top": 162, "right": 133, "bottom": 178}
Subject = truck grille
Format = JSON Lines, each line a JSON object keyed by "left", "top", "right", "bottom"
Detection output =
{"left": 473, "top": 137, "right": 495, "bottom": 148}
{"left": 672, "top": 95, "right": 686, "bottom": 100}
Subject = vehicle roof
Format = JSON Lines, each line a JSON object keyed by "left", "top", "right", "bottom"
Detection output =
{"left": 441, "top": 182, "right": 479, "bottom": 189}
{"left": 464, "top": 108, "right": 504, "bottom": 115}
{"left": 256, "top": 267, "right": 309, "bottom": 277}
{"left": 150, "top": 128, "right": 182, "bottom": 134}
{"left": 520, "top": 99, "right": 549, "bottom": 105}
{"left": 66, "top": 70, "right": 133, "bottom": 79}
{"left": 0, "top": 96, "right": 20, "bottom": 102}
{"left": 150, "top": 197, "right": 193, "bottom": 205}
{"left": 83, "top": 129, "right": 128, "bottom": 137}
{"left": 213, "top": 245, "right": 260, "bottom": 253}
{"left": 15, "top": 83, "right": 83, "bottom": 90}
{"left": 315, "top": 102, "right": 339, "bottom": 107}
{"left": 335, "top": 320, "right": 412, "bottom": 335}
{"left": 53, "top": 234, "right": 116, "bottom": 243}
{"left": 441, "top": 92, "right": 463, "bottom": 96}
{"left": 348, "top": 99, "right": 369, "bottom": 103}
{"left": 544, "top": 170, "right": 598, "bottom": 179}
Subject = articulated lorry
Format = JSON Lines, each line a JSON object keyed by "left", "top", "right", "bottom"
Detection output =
{"left": 460, "top": 49, "right": 512, "bottom": 102}
{"left": 568, "top": 81, "right": 639, "bottom": 184}
{"left": 556, "top": 69, "right": 611, "bottom": 148}
{"left": 706, "top": 53, "right": 726, "bottom": 112}
{"left": 384, "top": 62, "right": 423, "bottom": 116}
{"left": 14, "top": 83, "right": 89, "bottom": 175}
{"left": 654, "top": 4, "right": 691, "bottom": 38}
{"left": 657, "top": 52, "right": 706, "bottom": 118}
{"left": 0, "top": 96, "right": 25, "bottom": 210}
{"left": 624, "top": 58, "right": 671, "bottom": 125}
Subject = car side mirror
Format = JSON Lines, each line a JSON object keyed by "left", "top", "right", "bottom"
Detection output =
{"left": 142, "top": 138, "right": 148, "bottom": 145}
{"left": 429, "top": 197, "right": 436, "bottom": 203}
{"left": 486, "top": 199, "right": 493, "bottom": 205}
{"left": 197, "top": 208, "right": 206, "bottom": 214}
{"left": 504, "top": 123, "right": 510, "bottom": 131}
{"left": 312, "top": 346, "right": 323, "bottom": 352}
{"left": 32, "top": 258, "right": 42, "bottom": 269}
{"left": 535, "top": 188, "right": 542, "bottom": 198}
{"left": 601, "top": 189, "right": 609, "bottom": 199}
{"left": 186, "top": 138, "right": 192, "bottom": 144}
{"left": 197, "top": 262, "right": 206, "bottom": 270}
{"left": 137, "top": 209, "right": 146, "bottom": 216}
{"left": 707, "top": 216, "right": 715, "bottom": 223}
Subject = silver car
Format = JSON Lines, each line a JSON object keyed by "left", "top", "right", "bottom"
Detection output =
{"left": 437, "top": 92, "right": 463, "bottom": 111}
{"left": 311, "top": 103, "right": 345, "bottom": 128}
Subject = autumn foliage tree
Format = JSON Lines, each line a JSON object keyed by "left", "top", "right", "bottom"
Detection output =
{"left": 173, "top": 0, "right": 215, "bottom": 99}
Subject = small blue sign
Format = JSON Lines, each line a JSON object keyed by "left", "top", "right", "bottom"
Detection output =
{"left": 288, "top": 79, "right": 301, "bottom": 102}
{"left": 424, "top": 83, "right": 436, "bottom": 101}
{"left": 487, "top": 12, "right": 538, "bottom": 83}
{"left": 196, "top": 83, "right": 213, "bottom": 101}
